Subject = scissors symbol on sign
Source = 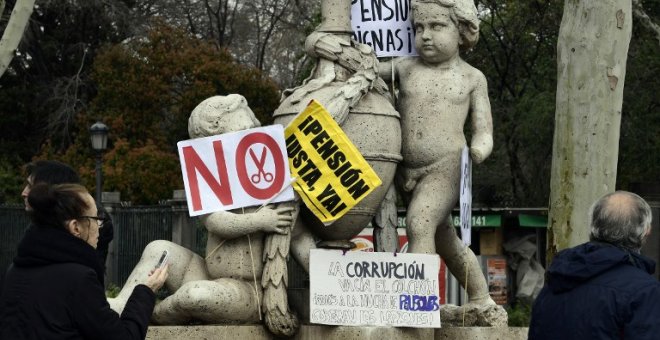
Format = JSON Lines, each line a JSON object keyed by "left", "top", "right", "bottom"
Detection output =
{"left": 249, "top": 147, "right": 273, "bottom": 184}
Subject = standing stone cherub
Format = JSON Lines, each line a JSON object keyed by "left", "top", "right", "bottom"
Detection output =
{"left": 379, "top": 0, "right": 499, "bottom": 311}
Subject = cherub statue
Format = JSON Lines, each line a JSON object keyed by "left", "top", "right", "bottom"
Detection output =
{"left": 108, "top": 95, "right": 299, "bottom": 335}
{"left": 379, "top": 0, "right": 496, "bottom": 307}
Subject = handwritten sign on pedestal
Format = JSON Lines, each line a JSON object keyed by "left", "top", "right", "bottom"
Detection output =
{"left": 309, "top": 249, "right": 441, "bottom": 328}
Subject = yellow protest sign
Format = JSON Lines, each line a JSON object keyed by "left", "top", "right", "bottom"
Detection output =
{"left": 285, "top": 100, "right": 382, "bottom": 224}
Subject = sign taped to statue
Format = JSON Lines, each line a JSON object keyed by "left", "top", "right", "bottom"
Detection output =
{"left": 309, "top": 249, "right": 441, "bottom": 328}
{"left": 460, "top": 145, "right": 472, "bottom": 246}
{"left": 351, "top": 0, "right": 417, "bottom": 57}
{"left": 177, "top": 125, "right": 294, "bottom": 216}
{"left": 284, "top": 100, "right": 382, "bottom": 224}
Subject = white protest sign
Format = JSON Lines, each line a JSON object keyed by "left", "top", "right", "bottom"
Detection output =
{"left": 351, "top": 0, "right": 417, "bottom": 57}
{"left": 177, "top": 125, "right": 294, "bottom": 216}
{"left": 309, "top": 249, "right": 441, "bottom": 328}
{"left": 460, "top": 145, "right": 472, "bottom": 246}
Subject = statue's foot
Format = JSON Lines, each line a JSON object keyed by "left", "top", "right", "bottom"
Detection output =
{"left": 468, "top": 295, "right": 497, "bottom": 306}
{"left": 440, "top": 302, "right": 508, "bottom": 327}
{"left": 265, "top": 310, "right": 300, "bottom": 338}
{"left": 317, "top": 240, "right": 355, "bottom": 250}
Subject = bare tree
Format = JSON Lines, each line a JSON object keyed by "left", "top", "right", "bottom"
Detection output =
{"left": 203, "top": 0, "right": 238, "bottom": 46}
{"left": 547, "top": 0, "right": 632, "bottom": 263}
{"left": 115, "top": 0, "right": 318, "bottom": 87}
{"left": 0, "top": 0, "right": 35, "bottom": 78}
{"left": 240, "top": 0, "right": 318, "bottom": 86}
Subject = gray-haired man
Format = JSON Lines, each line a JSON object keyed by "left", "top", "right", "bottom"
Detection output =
{"left": 529, "top": 191, "right": 660, "bottom": 340}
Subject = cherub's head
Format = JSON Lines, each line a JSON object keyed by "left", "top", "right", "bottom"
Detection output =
{"left": 412, "top": 0, "right": 479, "bottom": 61}
{"left": 188, "top": 94, "right": 261, "bottom": 138}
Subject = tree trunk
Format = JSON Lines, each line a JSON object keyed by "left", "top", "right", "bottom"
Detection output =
{"left": 0, "top": 0, "right": 35, "bottom": 78}
{"left": 547, "top": 0, "right": 632, "bottom": 265}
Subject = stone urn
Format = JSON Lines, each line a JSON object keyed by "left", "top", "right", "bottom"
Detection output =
{"left": 274, "top": 0, "right": 401, "bottom": 242}
{"left": 274, "top": 86, "right": 401, "bottom": 241}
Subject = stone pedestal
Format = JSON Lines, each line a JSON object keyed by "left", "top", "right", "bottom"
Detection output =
{"left": 146, "top": 325, "right": 528, "bottom": 340}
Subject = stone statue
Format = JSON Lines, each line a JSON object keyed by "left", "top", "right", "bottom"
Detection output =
{"left": 378, "top": 0, "right": 505, "bottom": 321}
{"left": 108, "top": 95, "right": 299, "bottom": 334}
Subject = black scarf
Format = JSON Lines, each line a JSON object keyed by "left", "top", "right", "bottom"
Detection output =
{"left": 13, "top": 225, "right": 104, "bottom": 285}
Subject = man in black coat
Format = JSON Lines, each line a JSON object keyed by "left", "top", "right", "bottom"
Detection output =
{"left": 20, "top": 160, "right": 114, "bottom": 282}
{"left": 529, "top": 191, "right": 660, "bottom": 340}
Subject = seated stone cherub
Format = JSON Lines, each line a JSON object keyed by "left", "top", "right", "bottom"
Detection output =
{"left": 108, "top": 95, "right": 297, "bottom": 330}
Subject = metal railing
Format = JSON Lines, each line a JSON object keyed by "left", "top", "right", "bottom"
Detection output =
{"left": 0, "top": 204, "right": 30, "bottom": 285}
{"left": 110, "top": 206, "right": 173, "bottom": 286}
{"left": 0, "top": 203, "right": 204, "bottom": 289}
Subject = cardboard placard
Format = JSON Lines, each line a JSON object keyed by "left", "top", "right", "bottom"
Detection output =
{"left": 284, "top": 100, "right": 381, "bottom": 224}
{"left": 177, "top": 125, "right": 294, "bottom": 216}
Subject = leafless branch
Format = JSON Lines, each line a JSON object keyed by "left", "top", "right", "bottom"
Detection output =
{"left": 45, "top": 46, "right": 88, "bottom": 148}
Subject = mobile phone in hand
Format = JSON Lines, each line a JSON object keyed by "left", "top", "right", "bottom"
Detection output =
{"left": 155, "top": 250, "right": 169, "bottom": 269}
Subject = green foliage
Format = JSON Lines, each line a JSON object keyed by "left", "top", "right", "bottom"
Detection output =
{"left": 51, "top": 21, "right": 281, "bottom": 204}
{"left": 470, "top": 1, "right": 660, "bottom": 204}
{"left": 102, "top": 139, "right": 182, "bottom": 204}
{"left": 467, "top": 0, "right": 561, "bottom": 206}
{"left": 506, "top": 299, "right": 533, "bottom": 327}
{"left": 0, "top": 1, "right": 134, "bottom": 200}
{"left": 105, "top": 283, "right": 121, "bottom": 298}
{"left": 616, "top": 12, "right": 660, "bottom": 190}
{"left": 0, "top": 156, "right": 25, "bottom": 204}
{"left": 89, "top": 21, "right": 280, "bottom": 148}
{"left": 2, "top": 1, "right": 659, "bottom": 206}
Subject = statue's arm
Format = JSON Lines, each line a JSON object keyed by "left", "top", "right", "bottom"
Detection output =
{"left": 378, "top": 59, "right": 394, "bottom": 82}
{"left": 202, "top": 206, "right": 294, "bottom": 239}
{"left": 378, "top": 57, "right": 407, "bottom": 83}
{"left": 469, "top": 71, "right": 494, "bottom": 164}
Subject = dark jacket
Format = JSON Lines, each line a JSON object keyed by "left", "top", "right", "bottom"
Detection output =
{"left": 96, "top": 207, "right": 114, "bottom": 280}
{"left": 0, "top": 225, "right": 155, "bottom": 340}
{"left": 529, "top": 242, "right": 660, "bottom": 340}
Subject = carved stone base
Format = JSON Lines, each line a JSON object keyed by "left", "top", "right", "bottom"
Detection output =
{"left": 145, "top": 325, "right": 527, "bottom": 340}
{"left": 439, "top": 303, "right": 508, "bottom": 327}
{"left": 317, "top": 240, "right": 356, "bottom": 250}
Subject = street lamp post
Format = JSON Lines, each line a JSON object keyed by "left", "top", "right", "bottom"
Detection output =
{"left": 90, "top": 121, "right": 109, "bottom": 204}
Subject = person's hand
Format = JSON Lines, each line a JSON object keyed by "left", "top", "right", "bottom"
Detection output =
{"left": 145, "top": 264, "right": 168, "bottom": 293}
{"left": 254, "top": 205, "right": 294, "bottom": 234}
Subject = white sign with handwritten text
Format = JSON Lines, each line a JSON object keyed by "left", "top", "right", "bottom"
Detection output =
{"left": 309, "top": 249, "right": 441, "bottom": 328}
{"left": 351, "top": 0, "right": 417, "bottom": 57}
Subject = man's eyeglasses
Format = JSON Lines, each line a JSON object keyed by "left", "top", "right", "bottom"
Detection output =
{"left": 78, "top": 216, "right": 108, "bottom": 229}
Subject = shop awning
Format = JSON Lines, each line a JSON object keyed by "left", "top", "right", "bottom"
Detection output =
{"left": 451, "top": 214, "right": 502, "bottom": 228}
{"left": 518, "top": 214, "right": 548, "bottom": 228}
{"left": 396, "top": 213, "right": 502, "bottom": 228}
